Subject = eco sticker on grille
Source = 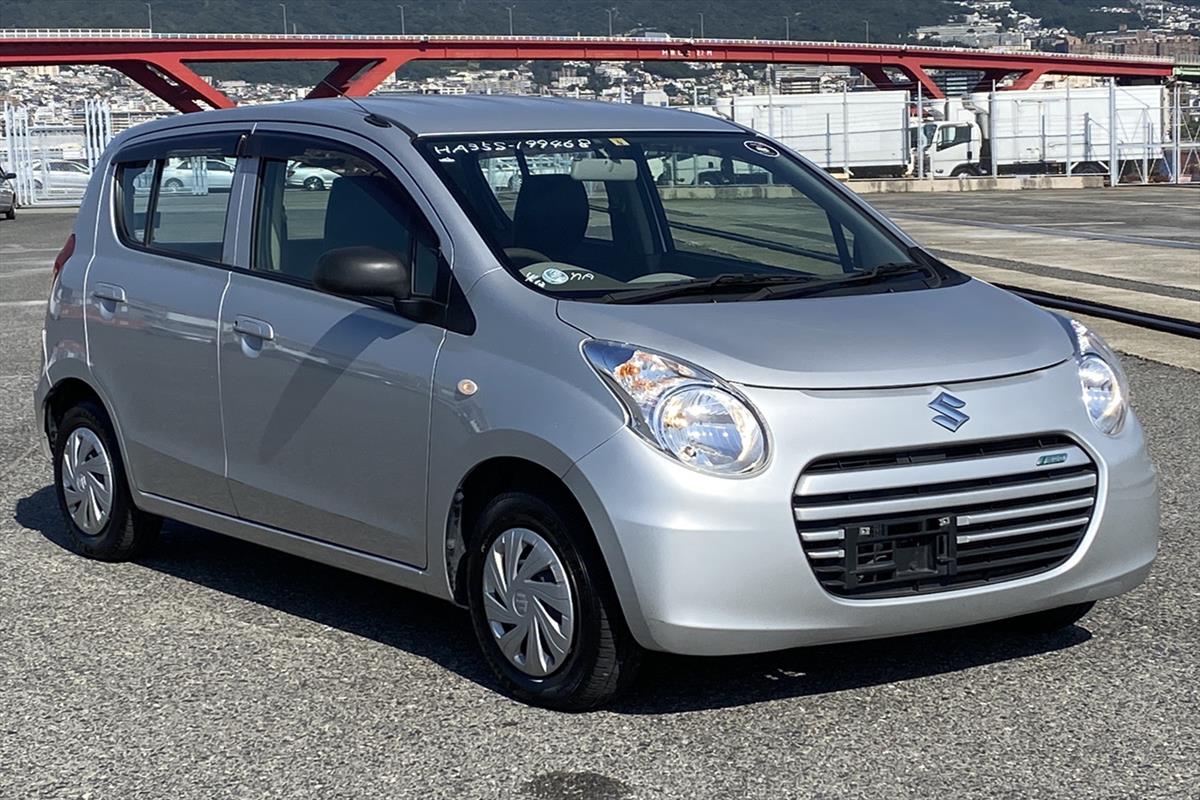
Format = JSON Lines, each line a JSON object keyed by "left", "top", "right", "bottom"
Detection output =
{"left": 1037, "top": 453, "right": 1069, "bottom": 466}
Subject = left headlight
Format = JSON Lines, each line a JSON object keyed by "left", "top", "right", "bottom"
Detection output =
{"left": 1067, "top": 318, "right": 1129, "bottom": 436}
{"left": 581, "top": 340, "right": 768, "bottom": 475}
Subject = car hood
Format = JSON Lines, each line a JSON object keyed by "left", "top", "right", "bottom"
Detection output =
{"left": 556, "top": 279, "right": 1072, "bottom": 389}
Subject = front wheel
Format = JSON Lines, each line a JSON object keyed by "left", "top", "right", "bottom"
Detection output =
{"left": 3, "top": 205, "right": 13, "bottom": 220}
{"left": 53, "top": 402, "right": 160, "bottom": 561}
{"left": 466, "top": 492, "right": 641, "bottom": 711}
{"left": 303, "top": 176, "right": 325, "bottom": 191}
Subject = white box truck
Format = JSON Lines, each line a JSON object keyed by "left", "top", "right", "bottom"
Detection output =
{"left": 923, "top": 85, "right": 1166, "bottom": 178}
{"left": 691, "top": 91, "right": 912, "bottom": 178}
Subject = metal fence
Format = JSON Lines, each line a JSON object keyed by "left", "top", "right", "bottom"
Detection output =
{"left": 693, "top": 79, "right": 1200, "bottom": 184}
{"left": 3, "top": 82, "right": 1198, "bottom": 211}
{"left": 2, "top": 99, "right": 112, "bottom": 207}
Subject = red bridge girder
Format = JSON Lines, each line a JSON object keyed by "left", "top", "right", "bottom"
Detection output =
{"left": 0, "top": 32, "right": 1176, "bottom": 112}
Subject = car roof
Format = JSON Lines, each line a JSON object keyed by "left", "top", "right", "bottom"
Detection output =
{"left": 119, "top": 95, "right": 742, "bottom": 139}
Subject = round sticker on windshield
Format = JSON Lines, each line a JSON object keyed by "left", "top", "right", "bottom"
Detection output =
{"left": 541, "top": 267, "right": 570, "bottom": 285}
{"left": 744, "top": 140, "right": 780, "bottom": 158}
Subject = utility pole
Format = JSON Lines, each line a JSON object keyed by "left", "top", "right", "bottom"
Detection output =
{"left": 606, "top": 7, "right": 617, "bottom": 37}
{"left": 279, "top": 3, "right": 288, "bottom": 35}
{"left": 398, "top": 4, "right": 406, "bottom": 35}
{"left": 507, "top": 5, "right": 515, "bottom": 35}
{"left": 145, "top": 2, "right": 153, "bottom": 32}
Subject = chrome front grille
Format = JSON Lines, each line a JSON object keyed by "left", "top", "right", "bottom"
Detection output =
{"left": 793, "top": 435, "right": 1098, "bottom": 598}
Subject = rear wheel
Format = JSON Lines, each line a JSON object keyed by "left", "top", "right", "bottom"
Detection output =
{"left": 466, "top": 492, "right": 641, "bottom": 711}
{"left": 996, "top": 601, "right": 1095, "bottom": 634}
{"left": 303, "top": 176, "right": 325, "bottom": 191}
{"left": 52, "top": 402, "right": 160, "bottom": 561}
{"left": 163, "top": 177, "right": 184, "bottom": 191}
{"left": 3, "top": 204, "right": 14, "bottom": 220}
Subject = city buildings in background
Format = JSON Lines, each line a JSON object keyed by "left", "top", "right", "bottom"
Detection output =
{"left": 1, "top": 0, "right": 1199, "bottom": 156}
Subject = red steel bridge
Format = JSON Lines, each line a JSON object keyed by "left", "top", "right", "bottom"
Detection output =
{"left": 0, "top": 28, "right": 1180, "bottom": 112}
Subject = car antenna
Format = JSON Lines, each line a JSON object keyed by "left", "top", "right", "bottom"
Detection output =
{"left": 316, "top": 79, "right": 392, "bottom": 128}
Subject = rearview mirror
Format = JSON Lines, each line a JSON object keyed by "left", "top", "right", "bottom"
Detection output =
{"left": 571, "top": 158, "right": 637, "bottom": 182}
{"left": 313, "top": 246, "right": 411, "bottom": 302}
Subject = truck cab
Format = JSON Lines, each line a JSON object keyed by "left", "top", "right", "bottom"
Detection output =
{"left": 924, "top": 120, "right": 981, "bottom": 177}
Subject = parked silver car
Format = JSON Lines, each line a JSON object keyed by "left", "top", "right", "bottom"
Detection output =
{"left": 0, "top": 169, "right": 15, "bottom": 219}
{"left": 34, "top": 97, "right": 1158, "bottom": 710}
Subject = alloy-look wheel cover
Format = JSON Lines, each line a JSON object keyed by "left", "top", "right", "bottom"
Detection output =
{"left": 61, "top": 427, "right": 114, "bottom": 535}
{"left": 482, "top": 527, "right": 576, "bottom": 678}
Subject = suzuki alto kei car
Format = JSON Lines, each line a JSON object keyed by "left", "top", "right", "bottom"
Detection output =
{"left": 35, "top": 97, "right": 1159, "bottom": 710}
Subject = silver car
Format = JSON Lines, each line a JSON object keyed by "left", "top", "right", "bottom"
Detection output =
{"left": 34, "top": 97, "right": 1158, "bottom": 710}
{"left": 0, "top": 169, "right": 15, "bottom": 219}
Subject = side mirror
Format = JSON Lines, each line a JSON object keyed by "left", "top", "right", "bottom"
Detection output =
{"left": 313, "top": 246, "right": 411, "bottom": 302}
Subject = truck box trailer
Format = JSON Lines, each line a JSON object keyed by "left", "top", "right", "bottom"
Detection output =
{"left": 927, "top": 85, "right": 1166, "bottom": 177}
{"left": 691, "top": 91, "right": 912, "bottom": 178}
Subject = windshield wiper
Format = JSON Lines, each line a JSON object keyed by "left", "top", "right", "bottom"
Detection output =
{"left": 741, "top": 262, "right": 932, "bottom": 301}
{"left": 599, "top": 272, "right": 822, "bottom": 304}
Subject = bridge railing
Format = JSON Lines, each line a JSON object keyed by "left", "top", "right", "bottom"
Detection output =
{"left": 0, "top": 28, "right": 1180, "bottom": 65}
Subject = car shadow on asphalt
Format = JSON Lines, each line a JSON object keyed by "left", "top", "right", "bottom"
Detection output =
{"left": 16, "top": 484, "right": 1093, "bottom": 715}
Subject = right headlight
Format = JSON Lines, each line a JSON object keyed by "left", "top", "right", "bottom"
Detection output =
{"left": 1066, "top": 318, "right": 1129, "bottom": 436}
{"left": 581, "top": 340, "right": 768, "bottom": 475}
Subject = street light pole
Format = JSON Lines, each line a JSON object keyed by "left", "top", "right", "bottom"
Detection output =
{"left": 398, "top": 4, "right": 406, "bottom": 35}
{"left": 698, "top": 12, "right": 704, "bottom": 38}
{"left": 606, "top": 7, "right": 617, "bottom": 37}
{"left": 279, "top": 3, "right": 288, "bottom": 35}
{"left": 864, "top": 19, "right": 870, "bottom": 43}
{"left": 784, "top": 15, "right": 789, "bottom": 40}
{"left": 145, "top": 2, "right": 153, "bottom": 32}
{"left": 506, "top": 5, "right": 515, "bottom": 35}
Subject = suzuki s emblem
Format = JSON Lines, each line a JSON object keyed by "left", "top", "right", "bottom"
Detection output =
{"left": 929, "top": 392, "right": 969, "bottom": 432}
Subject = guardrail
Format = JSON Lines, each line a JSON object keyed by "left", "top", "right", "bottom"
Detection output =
{"left": 1000, "top": 285, "right": 1200, "bottom": 339}
{"left": 0, "top": 28, "right": 1182, "bottom": 65}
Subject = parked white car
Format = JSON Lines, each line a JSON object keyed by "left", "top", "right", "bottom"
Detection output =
{"left": 160, "top": 158, "right": 236, "bottom": 192}
{"left": 32, "top": 159, "right": 92, "bottom": 192}
{"left": 286, "top": 163, "right": 341, "bottom": 191}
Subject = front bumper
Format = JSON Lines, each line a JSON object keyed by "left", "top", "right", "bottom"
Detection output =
{"left": 564, "top": 360, "right": 1159, "bottom": 656}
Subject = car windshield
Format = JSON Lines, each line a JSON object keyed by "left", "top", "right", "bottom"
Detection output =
{"left": 419, "top": 132, "right": 959, "bottom": 303}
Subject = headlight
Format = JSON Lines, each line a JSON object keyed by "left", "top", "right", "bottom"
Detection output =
{"left": 1067, "top": 319, "right": 1129, "bottom": 436}
{"left": 582, "top": 340, "right": 767, "bottom": 475}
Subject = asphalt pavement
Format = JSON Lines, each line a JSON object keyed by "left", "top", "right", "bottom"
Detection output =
{"left": 2, "top": 198, "right": 1198, "bottom": 799}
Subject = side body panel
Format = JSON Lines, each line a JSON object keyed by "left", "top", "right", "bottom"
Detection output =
{"left": 219, "top": 274, "right": 443, "bottom": 567}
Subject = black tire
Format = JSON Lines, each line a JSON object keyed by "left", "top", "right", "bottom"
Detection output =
{"left": 164, "top": 178, "right": 184, "bottom": 191}
{"left": 466, "top": 491, "right": 641, "bottom": 711}
{"left": 3, "top": 205, "right": 13, "bottom": 220}
{"left": 52, "top": 401, "right": 160, "bottom": 561}
{"left": 950, "top": 165, "right": 977, "bottom": 177}
{"left": 303, "top": 176, "right": 325, "bottom": 191}
{"left": 995, "top": 601, "right": 1095, "bottom": 634}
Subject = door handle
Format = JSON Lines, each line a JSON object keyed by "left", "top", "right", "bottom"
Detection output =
{"left": 92, "top": 283, "right": 126, "bottom": 303}
{"left": 233, "top": 315, "right": 275, "bottom": 341}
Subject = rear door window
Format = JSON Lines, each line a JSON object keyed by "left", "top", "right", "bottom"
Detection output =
{"left": 112, "top": 131, "right": 245, "bottom": 264}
